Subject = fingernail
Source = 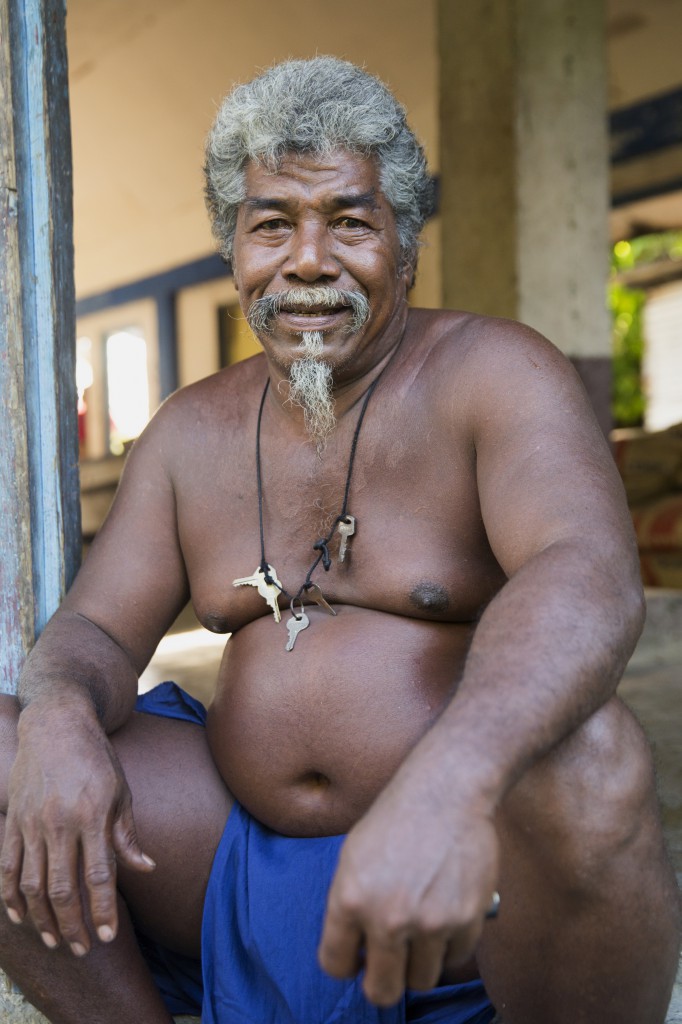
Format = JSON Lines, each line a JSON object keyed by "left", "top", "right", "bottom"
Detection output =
{"left": 6, "top": 908, "right": 21, "bottom": 925}
{"left": 41, "top": 931, "right": 58, "bottom": 949}
{"left": 70, "top": 942, "right": 87, "bottom": 957}
{"left": 141, "top": 854, "right": 156, "bottom": 868}
{"left": 97, "top": 925, "right": 115, "bottom": 943}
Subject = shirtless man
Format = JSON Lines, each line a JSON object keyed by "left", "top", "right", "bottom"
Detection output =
{"left": 0, "top": 57, "right": 679, "bottom": 1024}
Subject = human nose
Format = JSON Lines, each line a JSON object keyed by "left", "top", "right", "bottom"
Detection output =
{"left": 282, "top": 223, "right": 340, "bottom": 283}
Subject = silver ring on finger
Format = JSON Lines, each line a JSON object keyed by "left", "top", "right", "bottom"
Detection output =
{"left": 484, "top": 891, "right": 500, "bottom": 920}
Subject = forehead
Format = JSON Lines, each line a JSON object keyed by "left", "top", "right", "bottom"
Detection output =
{"left": 241, "top": 149, "right": 389, "bottom": 211}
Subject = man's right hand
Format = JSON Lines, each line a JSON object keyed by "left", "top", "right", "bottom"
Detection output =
{"left": 0, "top": 696, "right": 155, "bottom": 955}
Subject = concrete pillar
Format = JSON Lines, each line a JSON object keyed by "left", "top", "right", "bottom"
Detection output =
{"left": 438, "top": 0, "right": 612, "bottom": 434}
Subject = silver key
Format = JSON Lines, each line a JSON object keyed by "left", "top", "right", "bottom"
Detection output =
{"left": 305, "top": 583, "right": 337, "bottom": 616}
{"left": 233, "top": 565, "right": 282, "bottom": 622}
{"left": 336, "top": 515, "right": 356, "bottom": 562}
{"left": 286, "top": 609, "right": 309, "bottom": 651}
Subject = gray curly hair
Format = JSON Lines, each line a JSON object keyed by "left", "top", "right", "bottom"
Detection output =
{"left": 204, "top": 56, "right": 434, "bottom": 274}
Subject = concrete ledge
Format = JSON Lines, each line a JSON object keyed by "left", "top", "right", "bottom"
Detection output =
{"left": 0, "top": 974, "right": 199, "bottom": 1023}
{"left": 628, "top": 588, "right": 682, "bottom": 672}
{"left": 1, "top": 961, "right": 680, "bottom": 1023}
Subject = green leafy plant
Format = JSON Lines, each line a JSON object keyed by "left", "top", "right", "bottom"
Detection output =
{"left": 609, "top": 231, "right": 682, "bottom": 428}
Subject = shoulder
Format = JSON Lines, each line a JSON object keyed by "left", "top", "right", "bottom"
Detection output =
{"left": 407, "top": 307, "right": 570, "bottom": 370}
{"left": 140, "top": 353, "right": 266, "bottom": 437}
{"left": 124, "top": 353, "right": 268, "bottom": 473}
{"left": 159, "top": 352, "right": 267, "bottom": 422}
{"left": 405, "top": 308, "right": 585, "bottom": 421}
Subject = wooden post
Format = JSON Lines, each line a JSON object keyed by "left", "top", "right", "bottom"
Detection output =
{"left": 0, "top": 0, "right": 80, "bottom": 694}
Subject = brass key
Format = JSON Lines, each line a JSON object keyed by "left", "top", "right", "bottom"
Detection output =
{"left": 285, "top": 608, "right": 310, "bottom": 651}
{"left": 233, "top": 565, "right": 282, "bottom": 622}
{"left": 305, "top": 582, "right": 337, "bottom": 616}
{"left": 336, "top": 515, "right": 356, "bottom": 563}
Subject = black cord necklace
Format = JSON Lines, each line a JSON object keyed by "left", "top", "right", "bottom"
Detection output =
{"left": 232, "top": 373, "right": 380, "bottom": 650}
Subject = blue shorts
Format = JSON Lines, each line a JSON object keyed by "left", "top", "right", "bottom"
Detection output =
{"left": 135, "top": 682, "right": 495, "bottom": 1024}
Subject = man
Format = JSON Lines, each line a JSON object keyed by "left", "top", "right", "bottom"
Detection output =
{"left": 0, "top": 56, "right": 679, "bottom": 1024}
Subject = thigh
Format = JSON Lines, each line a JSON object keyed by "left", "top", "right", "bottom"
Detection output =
{"left": 111, "top": 710, "right": 233, "bottom": 958}
{"left": 476, "top": 697, "right": 679, "bottom": 1021}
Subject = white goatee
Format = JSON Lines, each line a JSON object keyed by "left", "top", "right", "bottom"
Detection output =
{"left": 288, "top": 331, "right": 335, "bottom": 453}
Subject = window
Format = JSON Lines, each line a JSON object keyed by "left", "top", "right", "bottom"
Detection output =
{"left": 76, "top": 300, "right": 158, "bottom": 460}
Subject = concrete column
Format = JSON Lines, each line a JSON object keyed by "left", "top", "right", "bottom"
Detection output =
{"left": 438, "top": 0, "right": 612, "bottom": 434}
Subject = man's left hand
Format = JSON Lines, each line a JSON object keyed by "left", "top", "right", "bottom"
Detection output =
{"left": 318, "top": 782, "right": 499, "bottom": 1006}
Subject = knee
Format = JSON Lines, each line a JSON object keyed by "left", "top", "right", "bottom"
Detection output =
{"left": 503, "top": 699, "right": 658, "bottom": 889}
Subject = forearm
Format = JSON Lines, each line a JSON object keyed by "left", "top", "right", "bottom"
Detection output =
{"left": 17, "top": 608, "right": 139, "bottom": 733}
{"left": 396, "top": 540, "right": 644, "bottom": 813}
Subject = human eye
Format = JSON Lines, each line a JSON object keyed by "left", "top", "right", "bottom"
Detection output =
{"left": 334, "top": 216, "right": 369, "bottom": 230}
{"left": 255, "top": 217, "right": 290, "bottom": 232}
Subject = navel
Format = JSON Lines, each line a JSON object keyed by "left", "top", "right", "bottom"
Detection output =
{"left": 409, "top": 581, "right": 450, "bottom": 614}
{"left": 299, "top": 770, "right": 331, "bottom": 790}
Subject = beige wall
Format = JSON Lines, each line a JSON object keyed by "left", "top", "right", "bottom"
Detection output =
{"left": 607, "top": 0, "right": 682, "bottom": 107}
{"left": 67, "top": 0, "right": 440, "bottom": 305}
{"left": 67, "top": 0, "right": 682, "bottom": 315}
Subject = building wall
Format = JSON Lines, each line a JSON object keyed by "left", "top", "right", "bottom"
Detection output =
{"left": 68, "top": 1, "right": 682, "bottom": 425}
{"left": 67, "top": 0, "right": 441, "bottom": 309}
{"left": 607, "top": 0, "right": 682, "bottom": 107}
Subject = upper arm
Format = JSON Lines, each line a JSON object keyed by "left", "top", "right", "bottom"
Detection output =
{"left": 62, "top": 398, "right": 191, "bottom": 674}
{"left": 463, "top": 321, "right": 639, "bottom": 586}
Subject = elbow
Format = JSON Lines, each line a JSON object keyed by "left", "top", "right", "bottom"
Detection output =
{"left": 630, "top": 580, "right": 646, "bottom": 637}
{"left": 619, "top": 572, "right": 646, "bottom": 657}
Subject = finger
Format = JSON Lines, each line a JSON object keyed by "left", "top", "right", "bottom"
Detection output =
{"left": 45, "top": 830, "right": 91, "bottom": 956}
{"left": 19, "top": 839, "right": 62, "bottom": 950}
{"left": 362, "top": 935, "right": 409, "bottom": 1007}
{"left": 318, "top": 904, "right": 365, "bottom": 979}
{"left": 111, "top": 801, "right": 155, "bottom": 874}
{"left": 81, "top": 830, "right": 118, "bottom": 944}
{"left": 441, "top": 918, "right": 485, "bottom": 974}
{"left": 405, "top": 934, "right": 448, "bottom": 991}
{"left": 0, "top": 813, "right": 27, "bottom": 924}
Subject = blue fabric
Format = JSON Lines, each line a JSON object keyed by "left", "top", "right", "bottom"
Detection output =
{"left": 135, "top": 682, "right": 495, "bottom": 1024}
{"left": 136, "top": 679, "right": 207, "bottom": 726}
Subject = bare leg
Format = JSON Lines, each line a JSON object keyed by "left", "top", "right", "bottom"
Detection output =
{"left": 477, "top": 697, "right": 681, "bottom": 1024}
{"left": 0, "top": 695, "right": 232, "bottom": 1024}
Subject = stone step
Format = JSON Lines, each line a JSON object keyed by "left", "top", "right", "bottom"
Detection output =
{"left": 0, "top": 974, "right": 199, "bottom": 1023}
{"left": 629, "top": 587, "right": 682, "bottom": 671}
{"left": 1, "top": 960, "right": 681, "bottom": 1023}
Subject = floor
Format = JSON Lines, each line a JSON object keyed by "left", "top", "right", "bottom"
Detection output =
{"left": 138, "top": 588, "right": 682, "bottom": 1020}
{"left": 619, "top": 591, "right": 682, "bottom": 1021}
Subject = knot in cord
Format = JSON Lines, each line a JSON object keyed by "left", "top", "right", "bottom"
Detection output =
{"left": 312, "top": 538, "right": 332, "bottom": 571}
{"left": 260, "top": 562, "right": 278, "bottom": 588}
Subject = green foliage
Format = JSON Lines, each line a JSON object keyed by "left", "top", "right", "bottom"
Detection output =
{"left": 610, "top": 281, "right": 646, "bottom": 427}
{"left": 611, "top": 231, "right": 682, "bottom": 273}
{"left": 610, "top": 230, "right": 682, "bottom": 428}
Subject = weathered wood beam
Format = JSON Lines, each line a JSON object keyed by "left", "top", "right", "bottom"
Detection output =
{"left": 0, "top": 0, "right": 80, "bottom": 694}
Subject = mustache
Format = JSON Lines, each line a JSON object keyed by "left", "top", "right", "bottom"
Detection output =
{"left": 246, "top": 287, "right": 370, "bottom": 335}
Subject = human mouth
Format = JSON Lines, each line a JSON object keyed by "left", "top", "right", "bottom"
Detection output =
{"left": 247, "top": 287, "right": 370, "bottom": 335}
{"left": 278, "top": 308, "right": 348, "bottom": 332}
{"left": 278, "top": 301, "right": 347, "bottom": 319}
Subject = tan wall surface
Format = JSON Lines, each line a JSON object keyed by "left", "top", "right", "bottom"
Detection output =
{"left": 607, "top": 0, "right": 682, "bottom": 107}
{"left": 67, "top": 1, "right": 682, "bottom": 312}
{"left": 67, "top": 0, "right": 439, "bottom": 303}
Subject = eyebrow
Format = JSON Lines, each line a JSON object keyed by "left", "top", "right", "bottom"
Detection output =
{"left": 243, "top": 189, "right": 379, "bottom": 213}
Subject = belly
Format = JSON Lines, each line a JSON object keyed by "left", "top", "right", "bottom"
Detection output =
{"left": 206, "top": 605, "right": 473, "bottom": 836}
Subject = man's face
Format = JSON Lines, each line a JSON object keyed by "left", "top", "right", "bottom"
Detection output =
{"left": 231, "top": 150, "right": 412, "bottom": 382}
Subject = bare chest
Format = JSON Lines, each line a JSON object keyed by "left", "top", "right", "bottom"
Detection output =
{"left": 174, "top": 409, "right": 506, "bottom": 634}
